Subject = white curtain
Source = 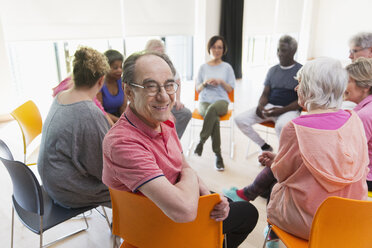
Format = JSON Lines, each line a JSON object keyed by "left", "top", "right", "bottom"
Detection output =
{"left": 1, "top": 0, "right": 123, "bottom": 41}
{"left": 123, "top": 0, "right": 195, "bottom": 36}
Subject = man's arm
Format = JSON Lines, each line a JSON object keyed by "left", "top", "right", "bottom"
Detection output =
{"left": 139, "top": 166, "right": 200, "bottom": 223}
{"left": 256, "top": 85, "right": 270, "bottom": 118}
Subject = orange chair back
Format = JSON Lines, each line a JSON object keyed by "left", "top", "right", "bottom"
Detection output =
{"left": 194, "top": 89, "right": 234, "bottom": 102}
{"left": 11, "top": 100, "right": 42, "bottom": 163}
{"left": 308, "top": 196, "right": 372, "bottom": 247}
{"left": 110, "top": 188, "right": 223, "bottom": 248}
{"left": 267, "top": 196, "right": 372, "bottom": 248}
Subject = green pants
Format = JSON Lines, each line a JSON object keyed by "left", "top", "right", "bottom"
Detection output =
{"left": 198, "top": 100, "right": 228, "bottom": 154}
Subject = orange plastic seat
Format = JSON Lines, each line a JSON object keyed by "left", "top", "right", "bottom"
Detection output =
{"left": 109, "top": 188, "right": 223, "bottom": 248}
{"left": 188, "top": 89, "right": 235, "bottom": 158}
{"left": 263, "top": 196, "right": 372, "bottom": 248}
{"left": 11, "top": 100, "right": 42, "bottom": 165}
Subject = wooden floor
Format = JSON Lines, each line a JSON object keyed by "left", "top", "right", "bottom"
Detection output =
{"left": 0, "top": 73, "right": 286, "bottom": 247}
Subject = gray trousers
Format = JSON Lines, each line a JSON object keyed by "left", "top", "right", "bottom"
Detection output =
{"left": 171, "top": 106, "right": 192, "bottom": 139}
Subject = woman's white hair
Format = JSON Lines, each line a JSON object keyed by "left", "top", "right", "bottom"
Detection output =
{"left": 296, "top": 57, "right": 348, "bottom": 111}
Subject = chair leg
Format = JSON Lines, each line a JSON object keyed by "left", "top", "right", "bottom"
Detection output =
{"left": 11, "top": 207, "right": 14, "bottom": 248}
{"left": 41, "top": 212, "right": 90, "bottom": 247}
{"left": 40, "top": 216, "right": 43, "bottom": 248}
{"left": 100, "top": 206, "right": 111, "bottom": 231}
{"left": 262, "top": 224, "right": 272, "bottom": 248}
{"left": 230, "top": 120, "right": 234, "bottom": 159}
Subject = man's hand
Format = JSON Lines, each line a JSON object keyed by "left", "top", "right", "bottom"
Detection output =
{"left": 256, "top": 105, "right": 265, "bottom": 119}
{"left": 174, "top": 101, "right": 185, "bottom": 111}
{"left": 262, "top": 107, "right": 283, "bottom": 117}
{"left": 258, "top": 151, "right": 276, "bottom": 167}
{"left": 210, "top": 195, "right": 230, "bottom": 222}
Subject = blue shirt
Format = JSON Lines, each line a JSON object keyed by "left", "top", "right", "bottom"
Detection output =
{"left": 101, "top": 79, "right": 124, "bottom": 116}
{"left": 196, "top": 62, "right": 235, "bottom": 103}
{"left": 264, "top": 63, "right": 302, "bottom": 106}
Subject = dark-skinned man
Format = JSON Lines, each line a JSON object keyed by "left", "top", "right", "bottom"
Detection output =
{"left": 235, "top": 35, "right": 302, "bottom": 152}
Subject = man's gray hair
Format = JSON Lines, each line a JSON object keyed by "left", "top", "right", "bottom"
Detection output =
{"left": 296, "top": 57, "right": 347, "bottom": 111}
{"left": 122, "top": 51, "right": 176, "bottom": 85}
{"left": 349, "top": 32, "right": 372, "bottom": 48}
{"left": 279, "top": 35, "right": 298, "bottom": 52}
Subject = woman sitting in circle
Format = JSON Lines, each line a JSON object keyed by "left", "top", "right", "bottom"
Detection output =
{"left": 194, "top": 35, "right": 235, "bottom": 171}
{"left": 97, "top": 49, "right": 127, "bottom": 123}
{"left": 38, "top": 47, "right": 111, "bottom": 208}
{"left": 345, "top": 57, "right": 372, "bottom": 191}
{"left": 224, "top": 57, "right": 369, "bottom": 242}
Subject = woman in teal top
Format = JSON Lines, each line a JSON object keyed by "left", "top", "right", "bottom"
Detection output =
{"left": 194, "top": 36, "right": 236, "bottom": 171}
{"left": 97, "top": 50, "right": 127, "bottom": 123}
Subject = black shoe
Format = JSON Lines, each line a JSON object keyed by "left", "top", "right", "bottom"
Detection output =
{"left": 261, "top": 143, "right": 273, "bottom": 152}
{"left": 215, "top": 154, "right": 225, "bottom": 171}
{"left": 194, "top": 142, "right": 204, "bottom": 156}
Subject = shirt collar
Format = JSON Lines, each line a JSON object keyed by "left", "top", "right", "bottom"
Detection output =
{"left": 124, "top": 106, "right": 175, "bottom": 140}
{"left": 354, "top": 94, "right": 372, "bottom": 112}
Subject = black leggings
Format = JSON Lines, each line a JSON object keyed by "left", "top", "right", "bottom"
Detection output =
{"left": 367, "top": 180, "right": 372, "bottom": 191}
{"left": 222, "top": 201, "right": 259, "bottom": 248}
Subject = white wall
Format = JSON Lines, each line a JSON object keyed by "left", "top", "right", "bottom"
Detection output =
{"left": 309, "top": 0, "right": 372, "bottom": 64}
{"left": 0, "top": 17, "right": 16, "bottom": 113}
{"left": 193, "top": 0, "right": 221, "bottom": 77}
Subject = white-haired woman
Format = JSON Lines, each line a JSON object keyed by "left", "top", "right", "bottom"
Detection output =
{"left": 225, "top": 58, "right": 369, "bottom": 242}
{"left": 345, "top": 57, "right": 372, "bottom": 191}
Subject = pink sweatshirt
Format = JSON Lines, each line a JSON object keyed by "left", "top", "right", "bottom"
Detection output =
{"left": 52, "top": 76, "right": 106, "bottom": 114}
{"left": 267, "top": 110, "right": 369, "bottom": 240}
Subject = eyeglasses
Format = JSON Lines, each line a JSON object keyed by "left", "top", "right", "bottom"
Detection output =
{"left": 211, "top": 46, "right": 223, "bottom": 50}
{"left": 349, "top": 47, "right": 370, "bottom": 54}
{"left": 129, "top": 82, "right": 179, "bottom": 96}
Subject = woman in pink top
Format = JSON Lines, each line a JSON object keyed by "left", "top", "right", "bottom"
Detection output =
{"left": 345, "top": 57, "right": 372, "bottom": 191}
{"left": 225, "top": 58, "right": 369, "bottom": 242}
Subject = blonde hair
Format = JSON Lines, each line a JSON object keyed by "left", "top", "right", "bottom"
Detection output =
{"left": 346, "top": 57, "right": 372, "bottom": 94}
{"left": 72, "top": 46, "right": 110, "bottom": 88}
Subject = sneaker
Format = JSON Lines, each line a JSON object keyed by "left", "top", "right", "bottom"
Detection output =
{"left": 222, "top": 187, "right": 246, "bottom": 202}
{"left": 215, "top": 153, "right": 225, "bottom": 171}
{"left": 261, "top": 143, "right": 273, "bottom": 152}
{"left": 194, "top": 142, "right": 203, "bottom": 156}
{"left": 264, "top": 226, "right": 279, "bottom": 248}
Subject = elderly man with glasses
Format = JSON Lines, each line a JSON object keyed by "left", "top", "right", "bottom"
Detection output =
{"left": 102, "top": 52, "right": 258, "bottom": 248}
{"left": 349, "top": 32, "right": 372, "bottom": 61}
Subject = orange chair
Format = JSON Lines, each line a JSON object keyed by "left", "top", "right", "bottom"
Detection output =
{"left": 188, "top": 89, "right": 235, "bottom": 158}
{"left": 109, "top": 188, "right": 224, "bottom": 248}
{"left": 263, "top": 196, "right": 372, "bottom": 248}
{"left": 11, "top": 100, "right": 42, "bottom": 165}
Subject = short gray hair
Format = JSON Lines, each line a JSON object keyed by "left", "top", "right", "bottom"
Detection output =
{"left": 279, "top": 35, "right": 297, "bottom": 52}
{"left": 144, "top": 39, "right": 164, "bottom": 52}
{"left": 349, "top": 32, "right": 372, "bottom": 48}
{"left": 296, "top": 57, "right": 347, "bottom": 111}
{"left": 122, "top": 51, "right": 176, "bottom": 85}
{"left": 346, "top": 57, "right": 372, "bottom": 94}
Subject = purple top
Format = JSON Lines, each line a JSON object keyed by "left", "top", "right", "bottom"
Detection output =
{"left": 292, "top": 110, "right": 351, "bottom": 130}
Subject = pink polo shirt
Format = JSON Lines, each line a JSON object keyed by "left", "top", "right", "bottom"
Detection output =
{"left": 354, "top": 94, "right": 372, "bottom": 181}
{"left": 102, "top": 107, "right": 183, "bottom": 192}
